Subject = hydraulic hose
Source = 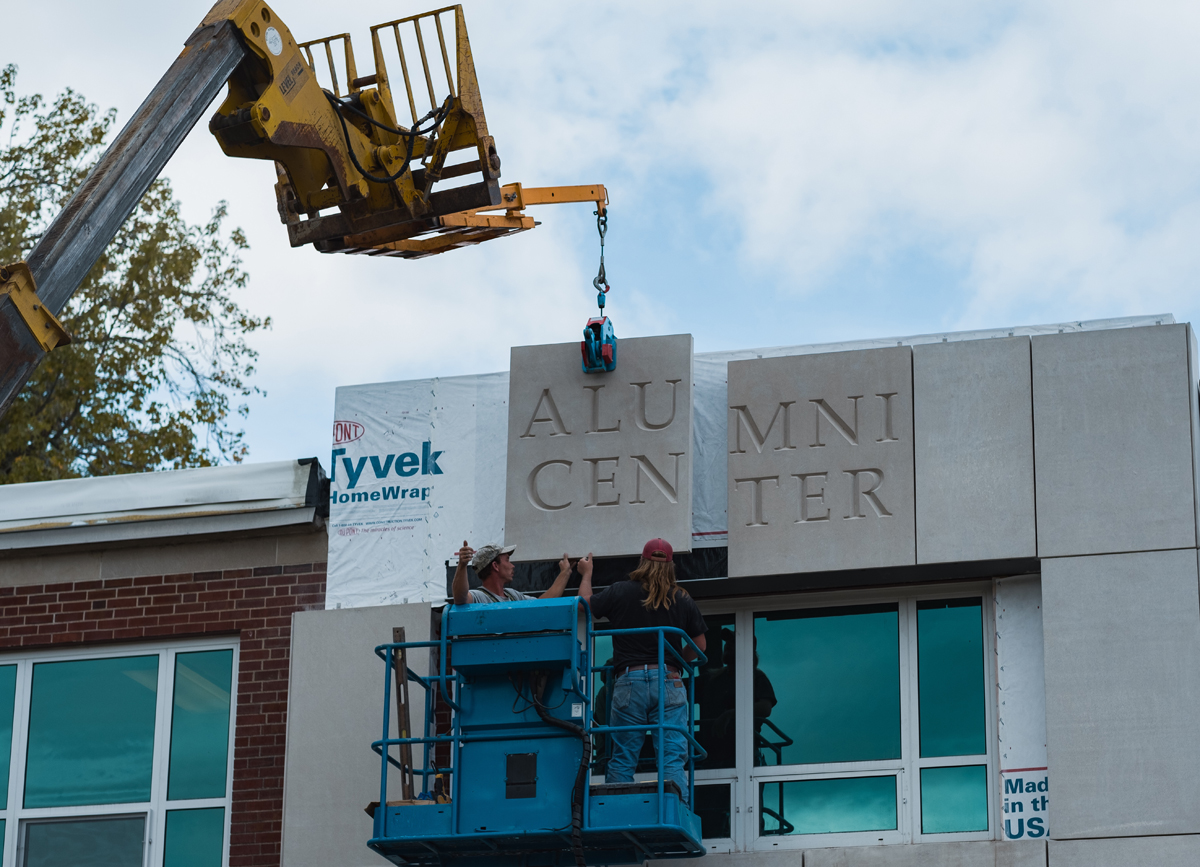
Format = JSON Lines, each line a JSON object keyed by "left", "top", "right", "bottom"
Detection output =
{"left": 532, "top": 672, "right": 590, "bottom": 867}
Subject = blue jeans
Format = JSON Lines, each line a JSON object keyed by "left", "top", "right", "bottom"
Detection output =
{"left": 606, "top": 669, "right": 691, "bottom": 806}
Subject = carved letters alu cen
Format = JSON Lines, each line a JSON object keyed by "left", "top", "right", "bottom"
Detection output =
{"left": 726, "top": 346, "right": 915, "bottom": 577}
{"left": 504, "top": 335, "right": 694, "bottom": 561}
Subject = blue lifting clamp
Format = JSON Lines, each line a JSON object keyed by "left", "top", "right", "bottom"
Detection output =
{"left": 582, "top": 314, "right": 617, "bottom": 373}
{"left": 581, "top": 208, "right": 616, "bottom": 374}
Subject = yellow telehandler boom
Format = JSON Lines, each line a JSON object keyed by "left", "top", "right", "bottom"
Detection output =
{"left": 0, "top": 0, "right": 605, "bottom": 417}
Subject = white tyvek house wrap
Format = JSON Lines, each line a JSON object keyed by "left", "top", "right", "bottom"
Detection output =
{"left": 327, "top": 373, "right": 508, "bottom": 609}
{"left": 995, "top": 576, "right": 1050, "bottom": 840}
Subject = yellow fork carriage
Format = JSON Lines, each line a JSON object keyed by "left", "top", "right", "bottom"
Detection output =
{"left": 0, "top": 0, "right": 605, "bottom": 416}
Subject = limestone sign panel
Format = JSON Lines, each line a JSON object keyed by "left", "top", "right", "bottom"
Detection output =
{"left": 727, "top": 346, "right": 915, "bottom": 577}
{"left": 505, "top": 334, "right": 694, "bottom": 561}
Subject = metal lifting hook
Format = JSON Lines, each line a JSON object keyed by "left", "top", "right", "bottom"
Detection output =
{"left": 593, "top": 209, "right": 610, "bottom": 312}
{"left": 581, "top": 207, "right": 617, "bottom": 374}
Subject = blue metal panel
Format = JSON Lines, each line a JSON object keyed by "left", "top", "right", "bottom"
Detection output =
{"left": 589, "top": 792, "right": 701, "bottom": 841}
{"left": 451, "top": 634, "right": 576, "bottom": 673}
{"left": 446, "top": 597, "right": 579, "bottom": 637}
{"left": 457, "top": 734, "right": 580, "bottom": 834}
{"left": 457, "top": 677, "right": 583, "bottom": 728}
{"left": 384, "top": 804, "right": 452, "bottom": 838}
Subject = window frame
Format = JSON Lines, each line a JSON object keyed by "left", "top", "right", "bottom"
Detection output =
{"left": 691, "top": 581, "right": 997, "bottom": 852}
{"left": 0, "top": 636, "right": 239, "bottom": 867}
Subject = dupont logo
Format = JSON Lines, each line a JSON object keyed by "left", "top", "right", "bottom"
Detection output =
{"left": 333, "top": 420, "right": 365, "bottom": 445}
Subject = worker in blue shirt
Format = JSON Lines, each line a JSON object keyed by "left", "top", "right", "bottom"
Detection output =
{"left": 451, "top": 540, "right": 577, "bottom": 604}
{"left": 579, "top": 538, "right": 707, "bottom": 805}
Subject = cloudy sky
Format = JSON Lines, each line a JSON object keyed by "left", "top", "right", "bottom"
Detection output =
{"left": 7, "top": 0, "right": 1198, "bottom": 467}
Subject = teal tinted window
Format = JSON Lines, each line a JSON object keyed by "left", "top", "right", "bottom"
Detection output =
{"left": 163, "top": 808, "right": 225, "bottom": 867}
{"left": 755, "top": 605, "right": 900, "bottom": 764}
{"left": 24, "top": 816, "right": 145, "bottom": 866}
{"left": 25, "top": 656, "right": 158, "bottom": 807}
{"left": 167, "top": 650, "right": 234, "bottom": 800}
{"left": 593, "top": 634, "right": 613, "bottom": 702}
{"left": 694, "top": 784, "right": 731, "bottom": 839}
{"left": 0, "top": 664, "right": 16, "bottom": 809}
{"left": 761, "top": 776, "right": 897, "bottom": 836}
{"left": 694, "top": 614, "right": 736, "bottom": 770}
{"left": 917, "top": 599, "right": 985, "bottom": 757}
{"left": 921, "top": 765, "right": 988, "bottom": 833}
{"left": 593, "top": 633, "right": 614, "bottom": 773}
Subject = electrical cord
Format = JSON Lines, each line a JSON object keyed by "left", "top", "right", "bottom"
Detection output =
{"left": 532, "top": 671, "right": 591, "bottom": 867}
{"left": 504, "top": 671, "right": 592, "bottom": 866}
{"left": 509, "top": 670, "right": 572, "bottom": 712}
{"left": 508, "top": 672, "right": 536, "bottom": 715}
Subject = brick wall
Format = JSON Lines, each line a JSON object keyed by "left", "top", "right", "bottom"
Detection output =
{"left": 0, "top": 562, "right": 327, "bottom": 867}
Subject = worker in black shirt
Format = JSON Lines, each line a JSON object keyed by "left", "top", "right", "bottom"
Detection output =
{"left": 579, "top": 538, "right": 707, "bottom": 806}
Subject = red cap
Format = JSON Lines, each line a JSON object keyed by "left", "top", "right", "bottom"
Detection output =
{"left": 642, "top": 538, "right": 673, "bottom": 562}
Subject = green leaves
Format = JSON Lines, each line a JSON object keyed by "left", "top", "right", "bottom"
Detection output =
{"left": 0, "top": 64, "right": 268, "bottom": 483}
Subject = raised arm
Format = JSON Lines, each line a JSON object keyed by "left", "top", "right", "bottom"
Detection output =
{"left": 451, "top": 541, "right": 475, "bottom": 605}
{"left": 577, "top": 553, "right": 595, "bottom": 603}
{"left": 541, "top": 554, "right": 573, "bottom": 599}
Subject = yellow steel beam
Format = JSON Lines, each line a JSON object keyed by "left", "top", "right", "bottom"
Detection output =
{"left": 438, "top": 213, "right": 535, "bottom": 230}
{"left": 473, "top": 183, "right": 607, "bottom": 215}
{"left": 0, "top": 263, "right": 72, "bottom": 353}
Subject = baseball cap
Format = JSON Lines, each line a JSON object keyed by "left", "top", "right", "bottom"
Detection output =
{"left": 642, "top": 538, "right": 673, "bottom": 562}
{"left": 471, "top": 544, "right": 516, "bottom": 573}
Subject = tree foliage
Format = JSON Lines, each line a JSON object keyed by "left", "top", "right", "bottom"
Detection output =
{"left": 0, "top": 64, "right": 269, "bottom": 484}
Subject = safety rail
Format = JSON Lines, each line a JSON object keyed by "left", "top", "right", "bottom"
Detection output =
{"left": 590, "top": 624, "right": 709, "bottom": 825}
{"left": 370, "top": 598, "right": 708, "bottom": 849}
{"left": 297, "top": 33, "right": 359, "bottom": 98}
{"left": 301, "top": 8, "right": 464, "bottom": 127}
{"left": 369, "top": 6, "right": 462, "bottom": 128}
{"left": 755, "top": 717, "right": 795, "bottom": 835}
{"left": 756, "top": 717, "right": 794, "bottom": 766}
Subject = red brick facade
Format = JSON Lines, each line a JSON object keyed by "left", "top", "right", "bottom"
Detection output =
{"left": 0, "top": 562, "right": 327, "bottom": 867}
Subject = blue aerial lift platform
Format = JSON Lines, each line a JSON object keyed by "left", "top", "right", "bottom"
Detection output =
{"left": 368, "top": 596, "right": 707, "bottom": 866}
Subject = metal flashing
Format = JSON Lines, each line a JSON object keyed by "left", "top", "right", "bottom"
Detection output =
{"left": 0, "top": 506, "right": 320, "bottom": 553}
{"left": 0, "top": 460, "right": 327, "bottom": 548}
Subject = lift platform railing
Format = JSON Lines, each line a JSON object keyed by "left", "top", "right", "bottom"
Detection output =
{"left": 756, "top": 717, "right": 794, "bottom": 767}
{"left": 370, "top": 598, "right": 708, "bottom": 847}
{"left": 589, "top": 624, "right": 709, "bottom": 826}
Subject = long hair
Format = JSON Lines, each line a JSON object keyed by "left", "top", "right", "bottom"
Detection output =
{"left": 629, "top": 558, "right": 681, "bottom": 610}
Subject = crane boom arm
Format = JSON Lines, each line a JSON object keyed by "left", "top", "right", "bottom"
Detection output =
{"left": 0, "top": 0, "right": 504, "bottom": 419}
{"left": 0, "top": 0, "right": 602, "bottom": 422}
{"left": 0, "top": 19, "right": 248, "bottom": 418}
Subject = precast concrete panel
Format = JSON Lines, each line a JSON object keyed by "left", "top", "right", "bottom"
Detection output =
{"left": 1047, "top": 835, "right": 1200, "bottom": 867}
{"left": 804, "top": 840, "right": 1045, "bottom": 867}
{"left": 1031, "top": 325, "right": 1197, "bottom": 557}
{"left": 1186, "top": 325, "right": 1200, "bottom": 550}
{"left": 505, "top": 335, "right": 693, "bottom": 561}
{"left": 282, "top": 603, "right": 431, "bottom": 867}
{"left": 913, "top": 337, "right": 1036, "bottom": 563}
{"left": 726, "top": 346, "right": 914, "bottom": 577}
{"left": 1041, "top": 550, "right": 1200, "bottom": 838}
